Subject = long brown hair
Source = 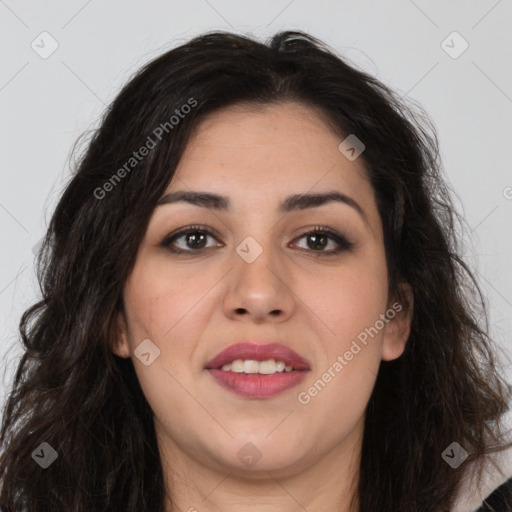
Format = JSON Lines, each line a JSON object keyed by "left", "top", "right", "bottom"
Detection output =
{"left": 1, "top": 30, "right": 510, "bottom": 512}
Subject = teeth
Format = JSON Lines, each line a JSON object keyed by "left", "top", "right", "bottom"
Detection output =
{"left": 231, "top": 360, "right": 244, "bottom": 373}
{"left": 219, "top": 359, "right": 294, "bottom": 374}
{"left": 244, "top": 360, "right": 260, "bottom": 373}
{"left": 258, "top": 359, "right": 276, "bottom": 374}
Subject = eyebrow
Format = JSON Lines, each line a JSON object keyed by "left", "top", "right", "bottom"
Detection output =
{"left": 156, "top": 190, "right": 367, "bottom": 221}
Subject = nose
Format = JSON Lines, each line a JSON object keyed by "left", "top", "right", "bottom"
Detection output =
{"left": 222, "top": 237, "right": 297, "bottom": 324}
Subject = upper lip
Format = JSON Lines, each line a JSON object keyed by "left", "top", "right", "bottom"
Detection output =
{"left": 205, "top": 342, "right": 311, "bottom": 371}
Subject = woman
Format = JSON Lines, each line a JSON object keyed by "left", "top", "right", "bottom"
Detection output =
{"left": 0, "top": 30, "right": 511, "bottom": 512}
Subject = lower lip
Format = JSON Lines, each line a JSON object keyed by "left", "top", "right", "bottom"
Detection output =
{"left": 207, "top": 369, "right": 309, "bottom": 398}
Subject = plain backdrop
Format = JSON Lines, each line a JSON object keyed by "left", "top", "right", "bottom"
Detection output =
{"left": 1, "top": 0, "right": 511, "bottom": 410}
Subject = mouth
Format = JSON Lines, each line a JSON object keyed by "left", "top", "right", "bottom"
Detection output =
{"left": 204, "top": 342, "right": 311, "bottom": 399}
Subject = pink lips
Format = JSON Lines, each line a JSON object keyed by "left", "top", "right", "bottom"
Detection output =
{"left": 205, "top": 342, "right": 311, "bottom": 370}
{"left": 205, "top": 342, "right": 311, "bottom": 399}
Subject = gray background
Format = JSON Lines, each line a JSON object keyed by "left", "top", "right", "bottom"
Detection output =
{"left": 1, "top": 0, "right": 511, "bottom": 409}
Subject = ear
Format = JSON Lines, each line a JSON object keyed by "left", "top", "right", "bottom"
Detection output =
{"left": 111, "top": 310, "right": 131, "bottom": 359}
{"left": 381, "top": 283, "right": 413, "bottom": 361}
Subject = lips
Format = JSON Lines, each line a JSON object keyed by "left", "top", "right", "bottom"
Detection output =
{"left": 204, "top": 342, "right": 311, "bottom": 399}
{"left": 204, "top": 342, "right": 311, "bottom": 371}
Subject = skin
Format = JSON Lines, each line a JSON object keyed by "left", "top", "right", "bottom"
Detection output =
{"left": 113, "top": 101, "right": 412, "bottom": 512}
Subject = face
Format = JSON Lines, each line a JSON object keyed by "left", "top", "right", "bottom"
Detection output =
{"left": 113, "top": 101, "right": 411, "bottom": 479}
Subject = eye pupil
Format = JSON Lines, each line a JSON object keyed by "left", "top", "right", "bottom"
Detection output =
{"left": 187, "top": 232, "right": 206, "bottom": 249}
{"left": 308, "top": 234, "right": 328, "bottom": 250}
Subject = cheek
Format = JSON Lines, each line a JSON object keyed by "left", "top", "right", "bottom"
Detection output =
{"left": 123, "top": 257, "right": 217, "bottom": 341}
{"left": 296, "top": 253, "right": 389, "bottom": 346}
{"left": 121, "top": 259, "right": 222, "bottom": 402}
{"left": 294, "top": 279, "right": 385, "bottom": 443}
{"left": 293, "top": 254, "right": 387, "bottom": 411}
{"left": 121, "top": 266, "right": 209, "bottom": 431}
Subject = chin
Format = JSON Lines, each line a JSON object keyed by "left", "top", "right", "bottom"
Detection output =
{"left": 209, "top": 436, "right": 310, "bottom": 475}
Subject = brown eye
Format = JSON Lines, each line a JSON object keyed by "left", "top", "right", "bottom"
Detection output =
{"left": 182, "top": 232, "right": 207, "bottom": 249}
{"left": 161, "top": 225, "right": 352, "bottom": 256}
{"left": 305, "top": 233, "right": 329, "bottom": 251}
{"left": 161, "top": 225, "right": 223, "bottom": 254}
{"left": 293, "top": 227, "right": 353, "bottom": 255}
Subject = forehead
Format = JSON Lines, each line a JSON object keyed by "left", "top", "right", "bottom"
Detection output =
{"left": 168, "top": 101, "right": 376, "bottom": 217}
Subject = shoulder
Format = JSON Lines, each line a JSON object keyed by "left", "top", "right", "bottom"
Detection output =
{"left": 476, "top": 476, "right": 512, "bottom": 512}
{"left": 452, "top": 440, "right": 512, "bottom": 512}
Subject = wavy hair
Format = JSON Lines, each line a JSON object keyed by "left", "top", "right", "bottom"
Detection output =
{"left": 1, "top": 30, "right": 510, "bottom": 512}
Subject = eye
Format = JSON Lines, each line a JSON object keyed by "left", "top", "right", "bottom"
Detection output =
{"left": 160, "top": 225, "right": 353, "bottom": 256}
{"left": 292, "top": 226, "right": 353, "bottom": 255}
{"left": 160, "top": 225, "right": 222, "bottom": 254}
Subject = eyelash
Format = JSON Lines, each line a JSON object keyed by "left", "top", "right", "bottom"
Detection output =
{"left": 160, "top": 224, "right": 354, "bottom": 257}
